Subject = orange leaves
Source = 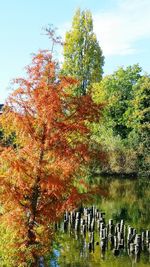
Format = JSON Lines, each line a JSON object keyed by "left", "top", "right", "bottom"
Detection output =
{"left": 0, "top": 50, "right": 102, "bottom": 262}
{"left": 11, "top": 87, "right": 24, "bottom": 96}
{"left": 60, "top": 76, "right": 78, "bottom": 89}
{"left": 75, "top": 94, "right": 103, "bottom": 122}
{"left": 60, "top": 187, "right": 83, "bottom": 212}
{"left": 40, "top": 173, "right": 65, "bottom": 193}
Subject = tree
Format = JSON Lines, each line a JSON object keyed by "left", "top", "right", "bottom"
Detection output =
{"left": 126, "top": 75, "right": 150, "bottom": 173}
{"left": 92, "top": 64, "right": 142, "bottom": 139}
{"left": 90, "top": 65, "right": 145, "bottom": 174}
{"left": 61, "top": 9, "right": 104, "bottom": 95}
{"left": 0, "top": 51, "right": 101, "bottom": 265}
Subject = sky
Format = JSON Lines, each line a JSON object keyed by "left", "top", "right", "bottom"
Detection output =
{"left": 0, "top": 0, "right": 150, "bottom": 103}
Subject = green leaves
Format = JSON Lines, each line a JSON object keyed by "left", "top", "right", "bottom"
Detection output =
{"left": 62, "top": 9, "right": 104, "bottom": 95}
{"left": 91, "top": 64, "right": 149, "bottom": 174}
{"left": 92, "top": 65, "right": 142, "bottom": 139}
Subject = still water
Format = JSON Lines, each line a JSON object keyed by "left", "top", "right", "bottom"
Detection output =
{"left": 50, "top": 176, "right": 150, "bottom": 267}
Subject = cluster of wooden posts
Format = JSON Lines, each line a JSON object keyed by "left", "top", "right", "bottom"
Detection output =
{"left": 58, "top": 206, "right": 150, "bottom": 262}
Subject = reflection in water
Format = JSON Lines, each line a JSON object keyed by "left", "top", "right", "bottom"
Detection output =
{"left": 50, "top": 177, "right": 150, "bottom": 267}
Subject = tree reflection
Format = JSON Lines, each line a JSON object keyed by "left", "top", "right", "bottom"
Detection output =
{"left": 49, "top": 177, "right": 150, "bottom": 267}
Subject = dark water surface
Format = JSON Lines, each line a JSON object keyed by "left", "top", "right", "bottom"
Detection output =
{"left": 50, "top": 176, "right": 150, "bottom": 267}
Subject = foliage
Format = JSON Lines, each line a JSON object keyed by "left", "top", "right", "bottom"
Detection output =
{"left": 61, "top": 9, "right": 104, "bottom": 95}
{"left": 91, "top": 65, "right": 149, "bottom": 175}
{"left": 90, "top": 123, "right": 138, "bottom": 174}
{"left": 126, "top": 75, "right": 150, "bottom": 173}
{"left": 0, "top": 51, "right": 102, "bottom": 265}
{"left": 92, "top": 64, "right": 142, "bottom": 139}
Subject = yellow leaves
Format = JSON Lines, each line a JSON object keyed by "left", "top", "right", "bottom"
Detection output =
{"left": 91, "top": 82, "right": 107, "bottom": 104}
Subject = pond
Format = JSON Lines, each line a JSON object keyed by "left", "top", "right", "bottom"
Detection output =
{"left": 50, "top": 176, "right": 150, "bottom": 267}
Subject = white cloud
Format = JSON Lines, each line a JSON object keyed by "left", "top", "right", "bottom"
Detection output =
{"left": 93, "top": 0, "right": 150, "bottom": 56}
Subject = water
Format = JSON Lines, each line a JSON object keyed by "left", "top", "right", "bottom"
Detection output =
{"left": 50, "top": 176, "right": 150, "bottom": 267}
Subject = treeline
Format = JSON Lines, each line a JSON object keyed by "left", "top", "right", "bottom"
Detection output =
{"left": 61, "top": 9, "right": 150, "bottom": 176}
{"left": 91, "top": 65, "right": 150, "bottom": 176}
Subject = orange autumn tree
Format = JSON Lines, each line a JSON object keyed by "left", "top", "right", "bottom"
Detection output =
{"left": 0, "top": 51, "right": 102, "bottom": 265}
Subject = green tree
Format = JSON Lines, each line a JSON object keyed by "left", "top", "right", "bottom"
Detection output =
{"left": 90, "top": 65, "right": 146, "bottom": 174}
{"left": 126, "top": 75, "right": 150, "bottom": 173}
{"left": 62, "top": 9, "right": 104, "bottom": 95}
{"left": 92, "top": 64, "right": 142, "bottom": 139}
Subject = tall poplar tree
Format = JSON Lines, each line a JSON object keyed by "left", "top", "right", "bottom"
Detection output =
{"left": 62, "top": 9, "right": 104, "bottom": 95}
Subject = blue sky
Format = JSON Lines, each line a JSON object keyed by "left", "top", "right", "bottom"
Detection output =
{"left": 0, "top": 0, "right": 150, "bottom": 103}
